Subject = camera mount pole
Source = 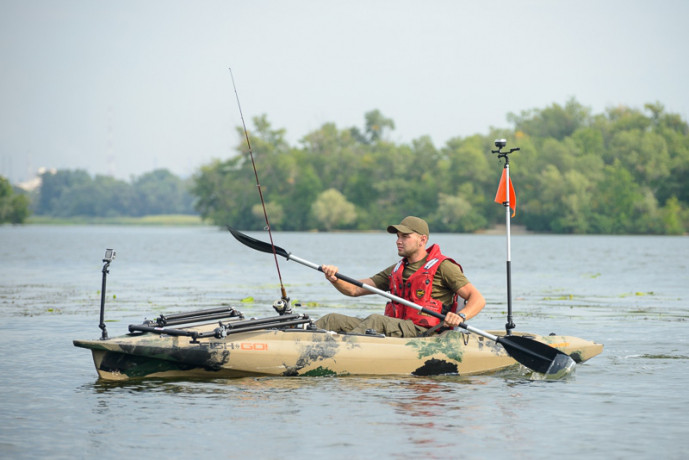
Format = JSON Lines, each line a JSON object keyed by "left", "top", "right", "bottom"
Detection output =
{"left": 492, "top": 140, "right": 520, "bottom": 335}
{"left": 99, "top": 249, "right": 115, "bottom": 340}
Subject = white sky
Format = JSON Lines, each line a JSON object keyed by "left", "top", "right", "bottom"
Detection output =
{"left": 1, "top": 0, "right": 687, "bottom": 183}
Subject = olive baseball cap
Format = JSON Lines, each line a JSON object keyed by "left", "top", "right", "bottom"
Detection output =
{"left": 387, "top": 216, "right": 429, "bottom": 237}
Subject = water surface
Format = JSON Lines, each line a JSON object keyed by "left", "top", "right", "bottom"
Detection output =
{"left": 1, "top": 225, "right": 687, "bottom": 459}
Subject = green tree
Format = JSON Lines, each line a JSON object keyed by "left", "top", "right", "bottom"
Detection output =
{"left": 439, "top": 134, "right": 495, "bottom": 226}
{"left": 660, "top": 196, "right": 685, "bottom": 235}
{"left": 54, "top": 175, "right": 134, "bottom": 217}
{"left": 252, "top": 201, "right": 284, "bottom": 227}
{"left": 36, "top": 169, "right": 91, "bottom": 215}
{"left": 0, "top": 176, "right": 31, "bottom": 224}
{"left": 589, "top": 161, "right": 644, "bottom": 233}
{"left": 350, "top": 109, "right": 395, "bottom": 144}
{"left": 649, "top": 104, "right": 689, "bottom": 206}
{"left": 132, "top": 169, "right": 195, "bottom": 216}
{"left": 192, "top": 157, "right": 257, "bottom": 228}
{"left": 280, "top": 155, "right": 322, "bottom": 229}
{"left": 507, "top": 98, "right": 591, "bottom": 140}
{"left": 433, "top": 192, "right": 487, "bottom": 233}
{"left": 311, "top": 188, "right": 357, "bottom": 230}
{"left": 192, "top": 115, "right": 294, "bottom": 229}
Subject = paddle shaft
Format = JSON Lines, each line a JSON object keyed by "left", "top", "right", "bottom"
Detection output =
{"left": 285, "top": 253, "right": 499, "bottom": 342}
{"left": 287, "top": 252, "right": 572, "bottom": 371}
{"left": 319, "top": 262, "right": 568, "bottom": 371}
{"left": 226, "top": 226, "right": 574, "bottom": 374}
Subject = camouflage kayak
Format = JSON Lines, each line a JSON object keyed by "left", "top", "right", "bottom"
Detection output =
{"left": 73, "top": 307, "right": 603, "bottom": 381}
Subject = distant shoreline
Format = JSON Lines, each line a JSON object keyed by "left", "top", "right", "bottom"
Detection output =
{"left": 25, "top": 214, "right": 207, "bottom": 226}
{"left": 476, "top": 224, "right": 531, "bottom": 235}
{"left": 13, "top": 218, "right": 686, "bottom": 236}
{"left": 19, "top": 217, "right": 530, "bottom": 234}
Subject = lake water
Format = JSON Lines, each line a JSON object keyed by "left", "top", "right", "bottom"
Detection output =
{"left": 0, "top": 225, "right": 687, "bottom": 459}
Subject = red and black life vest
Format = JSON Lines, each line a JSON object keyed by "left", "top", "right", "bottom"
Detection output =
{"left": 384, "top": 244, "right": 462, "bottom": 328}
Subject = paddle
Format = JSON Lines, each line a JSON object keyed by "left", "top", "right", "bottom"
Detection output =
{"left": 227, "top": 226, "right": 575, "bottom": 375}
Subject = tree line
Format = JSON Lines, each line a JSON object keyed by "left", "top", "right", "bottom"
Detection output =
{"left": 30, "top": 168, "right": 195, "bottom": 218}
{"left": 4, "top": 99, "right": 688, "bottom": 234}
{"left": 193, "top": 100, "right": 688, "bottom": 235}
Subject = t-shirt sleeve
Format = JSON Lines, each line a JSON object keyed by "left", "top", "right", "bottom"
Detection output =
{"left": 370, "top": 264, "right": 395, "bottom": 291}
{"left": 439, "top": 260, "right": 469, "bottom": 293}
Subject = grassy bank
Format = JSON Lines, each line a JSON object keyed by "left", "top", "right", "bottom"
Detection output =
{"left": 27, "top": 214, "right": 207, "bottom": 226}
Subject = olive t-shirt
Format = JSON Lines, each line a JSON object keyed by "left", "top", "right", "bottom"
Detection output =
{"left": 370, "top": 257, "right": 469, "bottom": 307}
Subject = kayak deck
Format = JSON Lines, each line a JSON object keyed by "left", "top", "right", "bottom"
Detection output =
{"left": 73, "top": 308, "right": 603, "bottom": 381}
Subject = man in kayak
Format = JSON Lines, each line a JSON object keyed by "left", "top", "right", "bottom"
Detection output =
{"left": 315, "top": 216, "right": 485, "bottom": 337}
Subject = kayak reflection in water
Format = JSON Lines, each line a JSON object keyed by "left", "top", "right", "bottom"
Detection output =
{"left": 315, "top": 216, "right": 486, "bottom": 338}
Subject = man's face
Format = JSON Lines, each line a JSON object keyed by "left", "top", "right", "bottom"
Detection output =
{"left": 395, "top": 232, "right": 425, "bottom": 258}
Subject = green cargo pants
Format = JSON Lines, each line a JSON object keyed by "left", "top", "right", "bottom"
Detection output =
{"left": 314, "top": 313, "right": 427, "bottom": 338}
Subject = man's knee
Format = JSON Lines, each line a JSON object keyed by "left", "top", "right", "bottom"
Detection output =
{"left": 314, "top": 313, "right": 339, "bottom": 329}
{"left": 315, "top": 313, "right": 361, "bottom": 332}
{"left": 362, "top": 313, "right": 387, "bottom": 322}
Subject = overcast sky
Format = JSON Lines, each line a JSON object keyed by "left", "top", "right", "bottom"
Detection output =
{"left": 1, "top": 0, "right": 687, "bottom": 184}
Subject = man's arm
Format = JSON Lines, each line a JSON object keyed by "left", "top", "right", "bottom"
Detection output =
{"left": 444, "top": 283, "right": 485, "bottom": 328}
{"left": 322, "top": 264, "right": 376, "bottom": 297}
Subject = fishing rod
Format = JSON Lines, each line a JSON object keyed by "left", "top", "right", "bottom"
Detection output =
{"left": 229, "top": 68, "right": 290, "bottom": 312}
{"left": 492, "top": 139, "right": 519, "bottom": 335}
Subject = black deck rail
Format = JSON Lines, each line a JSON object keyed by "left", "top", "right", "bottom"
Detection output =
{"left": 129, "top": 310, "right": 312, "bottom": 343}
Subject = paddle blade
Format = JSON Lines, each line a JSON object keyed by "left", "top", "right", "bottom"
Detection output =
{"left": 226, "top": 226, "right": 290, "bottom": 259}
{"left": 498, "top": 335, "right": 576, "bottom": 375}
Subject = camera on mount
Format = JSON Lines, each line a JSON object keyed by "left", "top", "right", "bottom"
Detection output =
{"left": 103, "top": 249, "right": 116, "bottom": 262}
{"left": 494, "top": 139, "right": 507, "bottom": 149}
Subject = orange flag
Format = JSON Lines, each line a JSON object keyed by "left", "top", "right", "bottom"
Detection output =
{"left": 494, "top": 169, "right": 517, "bottom": 217}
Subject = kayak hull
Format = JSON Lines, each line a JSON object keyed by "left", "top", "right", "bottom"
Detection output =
{"left": 74, "top": 322, "right": 603, "bottom": 381}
